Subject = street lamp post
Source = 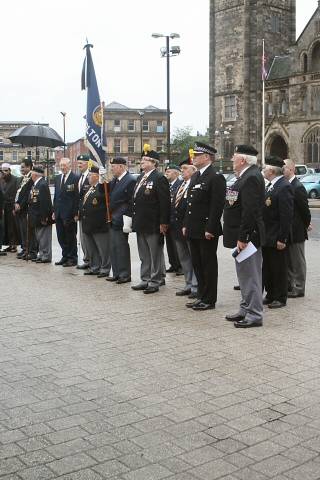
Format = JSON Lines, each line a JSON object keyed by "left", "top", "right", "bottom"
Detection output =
{"left": 60, "top": 112, "right": 66, "bottom": 155}
{"left": 214, "top": 126, "right": 231, "bottom": 173}
{"left": 137, "top": 110, "right": 144, "bottom": 155}
{"left": 152, "top": 33, "right": 180, "bottom": 161}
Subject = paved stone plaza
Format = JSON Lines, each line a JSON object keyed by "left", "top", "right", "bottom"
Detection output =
{"left": 1, "top": 229, "right": 320, "bottom": 480}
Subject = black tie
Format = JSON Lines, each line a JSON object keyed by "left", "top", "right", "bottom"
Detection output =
{"left": 61, "top": 174, "right": 66, "bottom": 186}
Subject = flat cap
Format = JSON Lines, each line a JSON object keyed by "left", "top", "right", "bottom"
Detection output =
{"left": 110, "top": 157, "right": 127, "bottom": 165}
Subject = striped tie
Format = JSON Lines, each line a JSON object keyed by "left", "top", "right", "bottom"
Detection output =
{"left": 175, "top": 181, "right": 187, "bottom": 207}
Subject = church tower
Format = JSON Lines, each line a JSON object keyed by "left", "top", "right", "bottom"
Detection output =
{"left": 209, "top": 0, "right": 296, "bottom": 162}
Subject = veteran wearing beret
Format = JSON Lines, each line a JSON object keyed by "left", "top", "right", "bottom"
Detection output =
{"left": 262, "top": 156, "right": 294, "bottom": 309}
{"left": 223, "top": 145, "right": 266, "bottom": 328}
{"left": 76, "top": 154, "right": 91, "bottom": 270}
{"left": 79, "top": 163, "right": 110, "bottom": 277}
{"left": 131, "top": 144, "right": 171, "bottom": 294}
{"left": 183, "top": 142, "right": 226, "bottom": 311}
{"left": 107, "top": 157, "right": 136, "bottom": 284}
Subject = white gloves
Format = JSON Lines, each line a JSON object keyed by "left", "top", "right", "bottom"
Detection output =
{"left": 123, "top": 215, "right": 133, "bottom": 233}
{"left": 99, "top": 166, "right": 107, "bottom": 183}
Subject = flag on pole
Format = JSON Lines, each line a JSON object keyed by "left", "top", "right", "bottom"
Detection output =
{"left": 262, "top": 51, "right": 268, "bottom": 81}
{"left": 81, "top": 43, "right": 105, "bottom": 167}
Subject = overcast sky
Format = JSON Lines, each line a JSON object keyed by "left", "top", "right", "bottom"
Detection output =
{"left": 0, "top": 0, "right": 318, "bottom": 143}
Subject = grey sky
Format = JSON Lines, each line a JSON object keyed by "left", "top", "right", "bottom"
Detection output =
{"left": 0, "top": 0, "right": 317, "bottom": 144}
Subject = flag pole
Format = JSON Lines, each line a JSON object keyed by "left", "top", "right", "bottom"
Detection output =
{"left": 262, "top": 38, "right": 266, "bottom": 168}
{"left": 101, "top": 100, "right": 112, "bottom": 223}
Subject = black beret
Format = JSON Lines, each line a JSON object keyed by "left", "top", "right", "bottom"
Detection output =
{"left": 32, "top": 166, "right": 44, "bottom": 174}
{"left": 235, "top": 144, "right": 258, "bottom": 156}
{"left": 165, "top": 163, "right": 180, "bottom": 172}
{"left": 265, "top": 155, "right": 285, "bottom": 168}
{"left": 193, "top": 142, "right": 217, "bottom": 155}
{"left": 77, "top": 154, "right": 90, "bottom": 161}
{"left": 141, "top": 150, "right": 160, "bottom": 161}
{"left": 88, "top": 165, "right": 99, "bottom": 174}
{"left": 110, "top": 157, "right": 127, "bottom": 165}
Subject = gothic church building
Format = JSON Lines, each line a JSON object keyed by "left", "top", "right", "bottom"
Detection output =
{"left": 209, "top": 0, "right": 320, "bottom": 168}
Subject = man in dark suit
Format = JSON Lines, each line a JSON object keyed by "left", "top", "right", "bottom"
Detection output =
{"left": 14, "top": 158, "right": 37, "bottom": 260}
{"left": 0, "top": 187, "right": 5, "bottom": 256}
{"left": 171, "top": 162, "right": 198, "bottom": 297}
{"left": 107, "top": 157, "right": 136, "bottom": 284}
{"left": 164, "top": 164, "right": 183, "bottom": 275}
{"left": 131, "top": 146, "right": 171, "bottom": 294}
{"left": 262, "top": 156, "right": 294, "bottom": 309}
{"left": 53, "top": 158, "right": 79, "bottom": 267}
{"left": 284, "top": 159, "right": 311, "bottom": 298}
{"left": 76, "top": 154, "right": 90, "bottom": 269}
{"left": 183, "top": 142, "right": 226, "bottom": 310}
{"left": 223, "top": 145, "right": 266, "bottom": 328}
{"left": 28, "top": 166, "right": 53, "bottom": 263}
{"left": 79, "top": 163, "right": 110, "bottom": 276}
{"left": 0, "top": 163, "right": 19, "bottom": 252}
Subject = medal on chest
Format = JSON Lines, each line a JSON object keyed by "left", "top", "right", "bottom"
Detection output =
{"left": 226, "top": 187, "right": 238, "bottom": 206}
{"left": 265, "top": 197, "right": 272, "bottom": 207}
{"left": 92, "top": 198, "right": 98, "bottom": 205}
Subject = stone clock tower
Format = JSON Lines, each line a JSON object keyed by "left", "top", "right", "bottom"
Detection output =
{"left": 209, "top": 0, "right": 296, "bottom": 161}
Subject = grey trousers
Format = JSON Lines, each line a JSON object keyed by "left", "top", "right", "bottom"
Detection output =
{"left": 175, "top": 236, "right": 198, "bottom": 293}
{"left": 110, "top": 228, "right": 131, "bottom": 279}
{"left": 83, "top": 231, "right": 111, "bottom": 274}
{"left": 287, "top": 242, "right": 306, "bottom": 294}
{"left": 235, "top": 247, "right": 263, "bottom": 322}
{"left": 79, "top": 220, "right": 89, "bottom": 264}
{"left": 35, "top": 225, "right": 52, "bottom": 261}
{"left": 136, "top": 232, "right": 164, "bottom": 287}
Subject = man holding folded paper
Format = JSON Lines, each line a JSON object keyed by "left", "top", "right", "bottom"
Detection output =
{"left": 223, "top": 145, "right": 266, "bottom": 328}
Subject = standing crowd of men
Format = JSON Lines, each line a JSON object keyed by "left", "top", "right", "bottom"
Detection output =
{"left": 0, "top": 142, "right": 311, "bottom": 327}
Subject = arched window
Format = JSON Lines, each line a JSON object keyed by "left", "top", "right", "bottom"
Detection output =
{"left": 311, "top": 42, "right": 320, "bottom": 72}
{"left": 303, "top": 127, "right": 320, "bottom": 164}
{"left": 224, "top": 139, "right": 234, "bottom": 161}
{"left": 302, "top": 53, "right": 308, "bottom": 73}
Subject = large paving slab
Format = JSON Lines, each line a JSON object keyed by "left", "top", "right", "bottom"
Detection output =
{"left": 0, "top": 227, "right": 320, "bottom": 479}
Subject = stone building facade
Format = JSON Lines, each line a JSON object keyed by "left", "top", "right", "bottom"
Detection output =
{"left": 209, "top": 1, "right": 320, "bottom": 167}
{"left": 103, "top": 102, "right": 167, "bottom": 170}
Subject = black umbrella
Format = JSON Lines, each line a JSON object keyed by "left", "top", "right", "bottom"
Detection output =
{"left": 8, "top": 124, "right": 65, "bottom": 148}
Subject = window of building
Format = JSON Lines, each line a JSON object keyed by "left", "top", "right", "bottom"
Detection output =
{"left": 271, "top": 14, "right": 281, "bottom": 34}
{"left": 315, "top": 20, "right": 320, "bottom": 34}
{"left": 114, "top": 139, "right": 121, "bottom": 154}
{"left": 114, "top": 120, "right": 121, "bottom": 132}
{"left": 224, "top": 95, "right": 237, "bottom": 121}
{"left": 0, "top": 151, "right": 3, "bottom": 161}
{"left": 27, "top": 150, "right": 32, "bottom": 160}
{"left": 128, "top": 138, "right": 135, "bottom": 153}
{"left": 156, "top": 120, "right": 164, "bottom": 133}
{"left": 312, "top": 86, "right": 320, "bottom": 112}
{"left": 128, "top": 120, "right": 135, "bottom": 131}
{"left": 304, "top": 126, "right": 320, "bottom": 164}
{"left": 36, "top": 150, "right": 40, "bottom": 162}
{"left": 224, "top": 139, "right": 234, "bottom": 161}
{"left": 311, "top": 42, "right": 320, "bottom": 72}
{"left": 280, "top": 91, "right": 288, "bottom": 115}
{"left": 0, "top": 138, "right": 3, "bottom": 144}
{"left": 156, "top": 139, "right": 163, "bottom": 152}
{"left": 302, "top": 53, "right": 308, "bottom": 74}
{"left": 142, "top": 120, "right": 149, "bottom": 132}
{"left": 266, "top": 93, "right": 273, "bottom": 116}
{"left": 12, "top": 151, "right": 18, "bottom": 162}
{"left": 226, "top": 65, "right": 233, "bottom": 86}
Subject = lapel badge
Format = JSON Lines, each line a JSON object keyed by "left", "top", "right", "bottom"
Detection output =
{"left": 265, "top": 197, "right": 272, "bottom": 207}
{"left": 92, "top": 198, "right": 98, "bottom": 205}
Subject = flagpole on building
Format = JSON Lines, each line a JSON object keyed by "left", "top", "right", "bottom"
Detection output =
{"left": 262, "top": 38, "right": 266, "bottom": 168}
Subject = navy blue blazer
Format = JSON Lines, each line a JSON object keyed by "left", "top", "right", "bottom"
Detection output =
{"left": 109, "top": 172, "right": 136, "bottom": 230}
{"left": 54, "top": 171, "right": 79, "bottom": 220}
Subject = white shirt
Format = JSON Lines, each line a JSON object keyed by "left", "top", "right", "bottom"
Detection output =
{"left": 78, "top": 169, "right": 89, "bottom": 190}
{"left": 199, "top": 163, "right": 211, "bottom": 175}
{"left": 267, "top": 175, "right": 283, "bottom": 191}
{"left": 289, "top": 175, "right": 296, "bottom": 183}
{"left": 170, "top": 178, "right": 178, "bottom": 188}
{"left": 33, "top": 177, "right": 42, "bottom": 187}
{"left": 117, "top": 171, "right": 127, "bottom": 182}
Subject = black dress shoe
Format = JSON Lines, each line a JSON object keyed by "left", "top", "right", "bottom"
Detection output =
{"left": 188, "top": 292, "right": 198, "bottom": 299}
{"left": 176, "top": 289, "right": 191, "bottom": 297}
{"left": 233, "top": 285, "right": 241, "bottom": 291}
{"left": 106, "top": 276, "right": 119, "bottom": 282}
{"left": 234, "top": 319, "right": 263, "bottom": 328}
{"left": 0, "top": 251, "right": 7, "bottom": 256}
{"left": 63, "top": 260, "right": 77, "bottom": 267}
{"left": 263, "top": 297, "right": 273, "bottom": 305}
{"left": 131, "top": 283, "right": 148, "bottom": 290}
{"left": 175, "top": 270, "right": 184, "bottom": 276}
{"left": 116, "top": 277, "right": 131, "bottom": 284}
{"left": 84, "top": 271, "right": 98, "bottom": 276}
{"left": 55, "top": 259, "right": 67, "bottom": 266}
{"left": 160, "top": 279, "right": 166, "bottom": 286}
{"left": 192, "top": 302, "right": 215, "bottom": 311}
{"left": 97, "top": 273, "right": 108, "bottom": 278}
{"left": 225, "top": 313, "right": 245, "bottom": 322}
{"left": 76, "top": 264, "right": 89, "bottom": 270}
{"left": 287, "top": 291, "right": 304, "bottom": 298}
{"left": 41, "top": 259, "right": 51, "bottom": 264}
{"left": 35, "top": 258, "right": 44, "bottom": 263}
{"left": 166, "top": 266, "right": 175, "bottom": 273}
{"left": 17, "top": 252, "right": 25, "bottom": 259}
{"left": 143, "top": 286, "right": 159, "bottom": 294}
{"left": 186, "top": 299, "right": 202, "bottom": 308}
{"left": 268, "top": 300, "right": 286, "bottom": 309}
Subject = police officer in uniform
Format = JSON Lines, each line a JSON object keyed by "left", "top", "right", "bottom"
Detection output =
{"left": 223, "top": 145, "right": 265, "bottom": 328}
{"left": 262, "top": 156, "right": 294, "bottom": 309}
{"left": 76, "top": 154, "right": 90, "bottom": 269}
{"left": 131, "top": 145, "right": 170, "bottom": 294}
{"left": 28, "top": 166, "right": 53, "bottom": 263}
{"left": 183, "top": 142, "right": 226, "bottom": 310}
{"left": 79, "top": 163, "right": 110, "bottom": 277}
